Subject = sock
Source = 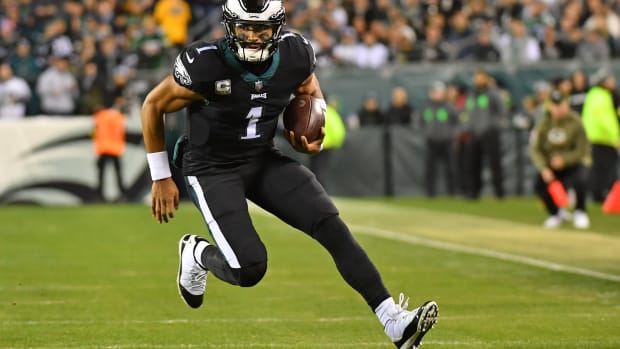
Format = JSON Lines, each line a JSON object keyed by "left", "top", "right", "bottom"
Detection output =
{"left": 374, "top": 296, "right": 396, "bottom": 328}
{"left": 193, "top": 240, "right": 209, "bottom": 270}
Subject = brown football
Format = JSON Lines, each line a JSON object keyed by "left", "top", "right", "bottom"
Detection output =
{"left": 282, "top": 94, "right": 325, "bottom": 143}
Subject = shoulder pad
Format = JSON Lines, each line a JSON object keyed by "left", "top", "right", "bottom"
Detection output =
{"left": 173, "top": 41, "right": 220, "bottom": 91}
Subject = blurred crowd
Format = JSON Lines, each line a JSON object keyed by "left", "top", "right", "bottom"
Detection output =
{"left": 0, "top": 0, "right": 222, "bottom": 118}
{"left": 2, "top": 0, "right": 620, "bottom": 119}
{"left": 290, "top": 0, "right": 620, "bottom": 67}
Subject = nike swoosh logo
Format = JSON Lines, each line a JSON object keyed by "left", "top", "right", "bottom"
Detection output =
{"left": 185, "top": 52, "right": 194, "bottom": 63}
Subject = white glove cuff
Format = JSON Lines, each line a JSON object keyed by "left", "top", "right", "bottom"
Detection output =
{"left": 147, "top": 151, "right": 172, "bottom": 181}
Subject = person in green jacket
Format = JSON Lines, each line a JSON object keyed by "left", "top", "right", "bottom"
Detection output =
{"left": 582, "top": 70, "right": 620, "bottom": 202}
{"left": 309, "top": 99, "right": 346, "bottom": 188}
{"left": 530, "top": 90, "right": 591, "bottom": 229}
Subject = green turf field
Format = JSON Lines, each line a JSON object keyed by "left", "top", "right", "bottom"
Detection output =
{"left": 1, "top": 197, "right": 619, "bottom": 348}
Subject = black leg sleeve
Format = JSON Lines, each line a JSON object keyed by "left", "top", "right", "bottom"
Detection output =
{"left": 312, "top": 215, "right": 390, "bottom": 310}
{"left": 200, "top": 245, "right": 268, "bottom": 287}
{"left": 201, "top": 245, "right": 241, "bottom": 286}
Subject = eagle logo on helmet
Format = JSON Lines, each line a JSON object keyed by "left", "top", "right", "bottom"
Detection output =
{"left": 222, "top": 0, "right": 286, "bottom": 62}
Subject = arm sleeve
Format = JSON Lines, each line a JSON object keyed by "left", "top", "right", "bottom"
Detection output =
{"left": 286, "top": 33, "right": 316, "bottom": 79}
{"left": 172, "top": 43, "right": 214, "bottom": 95}
{"left": 528, "top": 122, "right": 548, "bottom": 171}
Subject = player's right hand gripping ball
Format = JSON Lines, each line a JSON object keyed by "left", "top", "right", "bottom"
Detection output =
{"left": 283, "top": 94, "right": 325, "bottom": 143}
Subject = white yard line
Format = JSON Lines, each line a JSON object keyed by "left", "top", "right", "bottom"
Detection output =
{"left": 349, "top": 224, "right": 620, "bottom": 283}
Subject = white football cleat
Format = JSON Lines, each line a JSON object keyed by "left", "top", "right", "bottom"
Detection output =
{"left": 177, "top": 234, "right": 209, "bottom": 308}
{"left": 543, "top": 215, "right": 563, "bottom": 229}
{"left": 386, "top": 294, "right": 439, "bottom": 349}
{"left": 573, "top": 210, "right": 590, "bottom": 229}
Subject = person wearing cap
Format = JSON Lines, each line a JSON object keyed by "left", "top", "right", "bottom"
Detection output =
{"left": 530, "top": 90, "right": 591, "bottom": 229}
{"left": 418, "top": 81, "right": 459, "bottom": 197}
{"left": 581, "top": 70, "right": 620, "bottom": 202}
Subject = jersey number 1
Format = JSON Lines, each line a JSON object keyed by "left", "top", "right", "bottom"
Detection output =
{"left": 241, "top": 107, "right": 262, "bottom": 140}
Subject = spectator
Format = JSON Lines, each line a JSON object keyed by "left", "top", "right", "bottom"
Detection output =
{"left": 154, "top": 0, "right": 192, "bottom": 49}
{"left": 0, "top": 63, "right": 31, "bottom": 120}
{"left": 581, "top": 70, "right": 620, "bottom": 202}
{"left": 78, "top": 35, "right": 98, "bottom": 66}
{"left": 458, "top": 26, "right": 501, "bottom": 62}
{"left": 36, "top": 56, "right": 79, "bottom": 116}
{"left": 8, "top": 39, "right": 41, "bottom": 114}
{"left": 584, "top": 0, "right": 620, "bottom": 43}
{"left": 445, "top": 10, "right": 474, "bottom": 46}
{"left": 93, "top": 97, "right": 127, "bottom": 201}
{"left": 522, "top": 80, "right": 552, "bottom": 124}
{"left": 498, "top": 16, "right": 542, "bottom": 64}
{"left": 418, "top": 81, "right": 458, "bottom": 197}
{"left": 133, "top": 16, "right": 168, "bottom": 70}
{"left": 356, "top": 91, "right": 384, "bottom": 127}
{"left": 332, "top": 27, "right": 358, "bottom": 66}
{"left": 8, "top": 39, "right": 40, "bottom": 86}
{"left": 467, "top": 0, "right": 493, "bottom": 31}
{"left": 540, "top": 25, "right": 561, "bottom": 60}
{"left": 94, "top": 36, "right": 123, "bottom": 99}
{"left": 463, "top": 69, "right": 506, "bottom": 199}
{"left": 42, "top": 18, "right": 75, "bottom": 59}
{"left": 78, "top": 61, "right": 106, "bottom": 115}
{"left": 529, "top": 90, "right": 591, "bottom": 229}
{"left": 522, "top": 0, "right": 554, "bottom": 42}
{"left": 323, "top": 0, "right": 348, "bottom": 31}
{"left": 554, "top": 76, "right": 573, "bottom": 97}
{"left": 446, "top": 80, "right": 468, "bottom": 110}
{"left": 310, "top": 25, "right": 335, "bottom": 68}
{"left": 576, "top": 27, "right": 611, "bottom": 62}
{"left": 386, "top": 13, "right": 417, "bottom": 63}
{"left": 0, "top": 7, "right": 21, "bottom": 62}
{"left": 557, "top": 24, "right": 582, "bottom": 59}
{"left": 385, "top": 86, "right": 413, "bottom": 126}
{"left": 354, "top": 31, "right": 389, "bottom": 68}
{"left": 569, "top": 69, "right": 589, "bottom": 115}
{"left": 411, "top": 25, "right": 451, "bottom": 62}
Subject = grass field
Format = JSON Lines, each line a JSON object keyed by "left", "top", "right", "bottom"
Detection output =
{"left": 1, "top": 197, "right": 619, "bottom": 349}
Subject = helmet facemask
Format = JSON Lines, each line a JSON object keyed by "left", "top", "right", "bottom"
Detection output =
{"left": 222, "top": 0, "right": 285, "bottom": 62}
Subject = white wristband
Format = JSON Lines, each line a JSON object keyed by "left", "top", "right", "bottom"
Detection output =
{"left": 146, "top": 151, "right": 172, "bottom": 181}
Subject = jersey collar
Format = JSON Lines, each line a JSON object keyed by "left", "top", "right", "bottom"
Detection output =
{"left": 218, "top": 39, "right": 280, "bottom": 86}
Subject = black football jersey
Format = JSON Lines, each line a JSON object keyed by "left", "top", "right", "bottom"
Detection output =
{"left": 172, "top": 32, "right": 316, "bottom": 174}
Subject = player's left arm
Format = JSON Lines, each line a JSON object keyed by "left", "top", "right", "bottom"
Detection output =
{"left": 284, "top": 73, "right": 326, "bottom": 154}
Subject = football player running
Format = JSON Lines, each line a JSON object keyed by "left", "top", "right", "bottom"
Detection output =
{"left": 140, "top": 0, "right": 438, "bottom": 347}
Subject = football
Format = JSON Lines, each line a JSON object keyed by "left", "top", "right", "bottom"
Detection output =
{"left": 282, "top": 94, "right": 325, "bottom": 143}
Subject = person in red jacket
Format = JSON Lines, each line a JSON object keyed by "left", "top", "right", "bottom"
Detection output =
{"left": 93, "top": 99, "right": 126, "bottom": 201}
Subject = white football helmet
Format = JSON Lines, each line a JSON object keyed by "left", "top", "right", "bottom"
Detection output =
{"left": 222, "top": 0, "right": 285, "bottom": 62}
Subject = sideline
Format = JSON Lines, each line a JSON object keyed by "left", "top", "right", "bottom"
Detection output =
{"left": 349, "top": 224, "right": 620, "bottom": 283}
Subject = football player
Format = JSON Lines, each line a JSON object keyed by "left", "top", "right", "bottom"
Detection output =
{"left": 140, "top": 0, "right": 438, "bottom": 347}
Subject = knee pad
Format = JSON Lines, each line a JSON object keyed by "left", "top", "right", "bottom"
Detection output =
{"left": 238, "top": 261, "right": 267, "bottom": 287}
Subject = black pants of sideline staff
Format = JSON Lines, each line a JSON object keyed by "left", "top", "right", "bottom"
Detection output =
{"left": 534, "top": 165, "right": 587, "bottom": 215}
{"left": 425, "top": 138, "right": 454, "bottom": 197}
{"left": 465, "top": 128, "right": 504, "bottom": 199}
{"left": 97, "top": 154, "right": 126, "bottom": 200}
{"left": 589, "top": 144, "right": 619, "bottom": 203}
